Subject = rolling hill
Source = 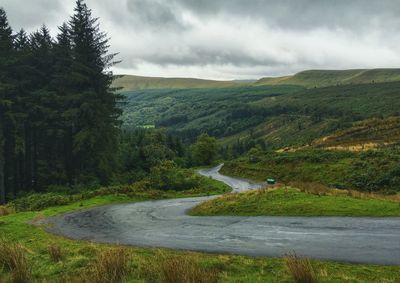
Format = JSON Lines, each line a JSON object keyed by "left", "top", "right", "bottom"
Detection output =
{"left": 312, "top": 116, "right": 400, "bottom": 150}
{"left": 255, "top": 69, "right": 400, "bottom": 88}
{"left": 120, "top": 81, "right": 400, "bottom": 148}
{"left": 112, "top": 75, "right": 249, "bottom": 91}
{"left": 114, "top": 69, "right": 400, "bottom": 91}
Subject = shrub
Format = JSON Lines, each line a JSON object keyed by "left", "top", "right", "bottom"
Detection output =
{"left": 149, "top": 161, "right": 201, "bottom": 191}
{"left": 10, "top": 193, "right": 71, "bottom": 212}
{"left": 284, "top": 253, "right": 319, "bottom": 283}
{"left": 0, "top": 239, "right": 31, "bottom": 283}
{"left": 48, "top": 244, "right": 63, "bottom": 262}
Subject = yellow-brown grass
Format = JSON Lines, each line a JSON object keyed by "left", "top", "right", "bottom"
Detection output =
{"left": 141, "top": 255, "right": 220, "bottom": 283}
{"left": 48, "top": 244, "right": 63, "bottom": 262}
{"left": 284, "top": 253, "right": 319, "bottom": 283}
{"left": 84, "top": 248, "right": 130, "bottom": 283}
{"left": 0, "top": 239, "right": 31, "bottom": 283}
{"left": 0, "top": 205, "right": 11, "bottom": 216}
{"left": 289, "top": 181, "right": 400, "bottom": 202}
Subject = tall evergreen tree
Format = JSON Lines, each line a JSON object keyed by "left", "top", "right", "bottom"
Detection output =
{"left": 0, "top": 8, "right": 14, "bottom": 204}
{"left": 68, "top": 0, "right": 121, "bottom": 183}
{"left": 0, "top": 1, "right": 123, "bottom": 203}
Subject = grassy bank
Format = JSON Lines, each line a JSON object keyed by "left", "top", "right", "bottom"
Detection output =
{"left": 221, "top": 147, "right": 400, "bottom": 194}
{"left": 190, "top": 187, "right": 400, "bottom": 217}
{"left": 1, "top": 190, "right": 400, "bottom": 282}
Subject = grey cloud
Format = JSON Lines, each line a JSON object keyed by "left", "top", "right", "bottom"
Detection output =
{"left": 173, "top": 0, "right": 400, "bottom": 31}
{"left": 125, "top": 0, "right": 186, "bottom": 30}
{"left": 1, "top": 0, "right": 67, "bottom": 33}
{"left": 2, "top": 0, "right": 400, "bottom": 79}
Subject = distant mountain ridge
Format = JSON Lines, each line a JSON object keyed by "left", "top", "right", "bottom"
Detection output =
{"left": 255, "top": 68, "right": 400, "bottom": 88}
{"left": 113, "top": 69, "right": 400, "bottom": 91}
{"left": 112, "top": 75, "right": 248, "bottom": 91}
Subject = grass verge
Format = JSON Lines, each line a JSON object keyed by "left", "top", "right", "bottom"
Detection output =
{"left": 190, "top": 187, "right": 400, "bottom": 217}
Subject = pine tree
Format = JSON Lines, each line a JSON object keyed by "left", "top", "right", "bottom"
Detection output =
{"left": 53, "top": 23, "right": 74, "bottom": 184}
{"left": 68, "top": 0, "right": 121, "bottom": 183}
{"left": 0, "top": 8, "right": 14, "bottom": 204}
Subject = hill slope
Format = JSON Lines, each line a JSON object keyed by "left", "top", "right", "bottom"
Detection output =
{"left": 312, "top": 116, "right": 400, "bottom": 150}
{"left": 121, "top": 81, "right": 400, "bottom": 147}
{"left": 112, "top": 75, "right": 248, "bottom": 91}
{"left": 255, "top": 69, "right": 400, "bottom": 88}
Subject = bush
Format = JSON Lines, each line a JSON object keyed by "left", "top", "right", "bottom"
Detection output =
{"left": 10, "top": 193, "right": 71, "bottom": 212}
{"left": 149, "top": 161, "right": 202, "bottom": 191}
{"left": 0, "top": 239, "right": 31, "bottom": 283}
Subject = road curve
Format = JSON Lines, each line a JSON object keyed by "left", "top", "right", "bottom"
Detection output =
{"left": 46, "top": 165, "right": 400, "bottom": 265}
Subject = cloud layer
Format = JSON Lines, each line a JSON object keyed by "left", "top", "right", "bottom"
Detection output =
{"left": 2, "top": 0, "right": 400, "bottom": 79}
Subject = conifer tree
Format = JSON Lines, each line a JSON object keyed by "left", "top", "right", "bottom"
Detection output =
{"left": 68, "top": 0, "right": 121, "bottom": 183}
{"left": 0, "top": 8, "right": 14, "bottom": 204}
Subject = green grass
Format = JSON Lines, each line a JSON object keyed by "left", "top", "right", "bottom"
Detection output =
{"left": 190, "top": 188, "right": 400, "bottom": 217}
{"left": 1, "top": 188, "right": 400, "bottom": 282}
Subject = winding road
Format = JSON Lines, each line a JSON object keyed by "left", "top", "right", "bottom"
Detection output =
{"left": 46, "top": 165, "right": 400, "bottom": 265}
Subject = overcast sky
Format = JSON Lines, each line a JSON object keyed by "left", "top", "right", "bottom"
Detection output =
{"left": 2, "top": 0, "right": 400, "bottom": 80}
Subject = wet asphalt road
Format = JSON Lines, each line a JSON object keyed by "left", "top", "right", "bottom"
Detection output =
{"left": 46, "top": 165, "right": 400, "bottom": 265}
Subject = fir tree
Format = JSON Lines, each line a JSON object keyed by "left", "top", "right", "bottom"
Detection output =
{"left": 68, "top": 0, "right": 121, "bottom": 183}
{"left": 0, "top": 8, "right": 14, "bottom": 204}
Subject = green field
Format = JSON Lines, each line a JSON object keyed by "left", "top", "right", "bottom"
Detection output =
{"left": 190, "top": 187, "right": 400, "bottom": 217}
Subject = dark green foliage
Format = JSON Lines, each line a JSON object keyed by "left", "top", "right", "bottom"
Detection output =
{"left": 192, "top": 133, "right": 219, "bottom": 166}
{"left": 223, "top": 146, "right": 400, "bottom": 193}
{"left": 0, "top": 7, "right": 15, "bottom": 204}
{"left": 120, "top": 85, "right": 303, "bottom": 142}
{"left": 347, "top": 149, "right": 400, "bottom": 193}
{"left": 11, "top": 193, "right": 71, "bottom": 212}
{"left": 149, "top": 161, "right": 202, "bottom": 191}
{"left": 0, "top": 2, "right": 122, "bottom": 203}
{"left": 116, "top": 128, "right": 187, "bottom": 183}
{"left": 120, "top": 82, "right": 400, "bottom": 149}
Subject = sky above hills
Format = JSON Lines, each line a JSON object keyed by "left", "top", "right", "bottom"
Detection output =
{"left": 2, "top": 0, "right": 400, "bottom": 80}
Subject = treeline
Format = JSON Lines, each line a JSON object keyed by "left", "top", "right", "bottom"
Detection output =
{"left": 0, "top": 1, "right": 121, "bottom": 204}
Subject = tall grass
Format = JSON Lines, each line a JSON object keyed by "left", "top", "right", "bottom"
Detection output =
{"left": 290, "top": 181, "right": 400, "bottom": 202}
{"left": 284, "top": 253, "right": 319, "bottom": 283}
{"left": 48, "top": 244, "right": 63, "bottom": 262}
{"left": 0, "top": 239, "right": 31, "bottom": 283}
{"left": 85, "top": 248, "right": 130, "bottom": 283}
{"left": 141, "top": 255, "right": 220, "bottom": 283}
{"left": 0, "top": 205, "right": 11, "bottom": 216}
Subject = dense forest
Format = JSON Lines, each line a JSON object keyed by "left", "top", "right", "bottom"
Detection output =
{"left": 120, "top": 81, "right": 400, "bottom": 147}
{"left": 0, "top": 2, "right": 221, "bottom": 204}
{"left": 0, "top": 1, "right": 124, "bottom": 204}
